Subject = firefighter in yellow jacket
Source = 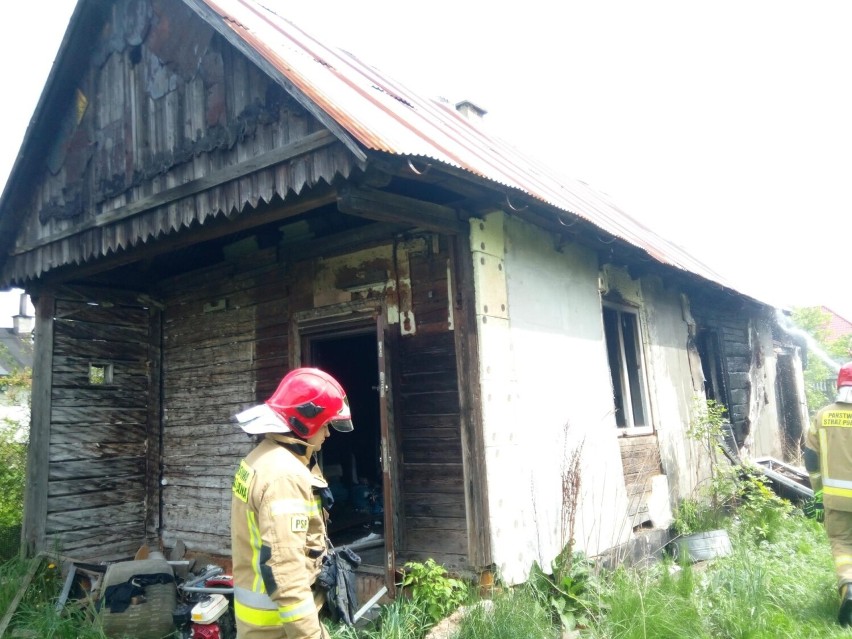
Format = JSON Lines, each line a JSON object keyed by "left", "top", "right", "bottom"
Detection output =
{"left": 231, "top": 368, "right": 353, "bottom": 639}
{"left": 805, "top": 361, "right": 852, "bottom": 626}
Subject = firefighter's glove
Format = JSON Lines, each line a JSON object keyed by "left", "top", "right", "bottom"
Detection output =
{"left": 804, "top": 490, "right": 824, "bottom": 522}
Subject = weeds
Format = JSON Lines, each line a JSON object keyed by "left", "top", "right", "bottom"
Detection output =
{"left": 399, "top": 558, "right": 469, "bottom": 624}
{"left": 454, "top": 589, "right": 552, "bottom": 639}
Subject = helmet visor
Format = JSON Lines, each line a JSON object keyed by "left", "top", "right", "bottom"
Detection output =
{"left": 328, "top": 396, "right": 354, "bottom": 432}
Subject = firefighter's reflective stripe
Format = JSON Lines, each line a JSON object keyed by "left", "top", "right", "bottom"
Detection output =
{"left": 825, "top": 485, "right": 852, "bottom": 499}
{"left": 234, "top": 593, "right": 281, "bottom": 627}
{"left": 837, "top": 555, "right": 852, "bottom": 569}
{"left": 819, "top": 426, "right": 852, "bottom": 507}
{"left": 279, "top": 596, "right": 317, "bottom": 624}
{"left": 246, "top": 511, "right": 263, "bottom": 593}
{"left": 270, "top": 498, "right": 321, "bottom": 517}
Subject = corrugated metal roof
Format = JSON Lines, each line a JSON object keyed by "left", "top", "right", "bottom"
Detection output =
{"left": 193, "top": 0, "right": 748, "bottom": 297}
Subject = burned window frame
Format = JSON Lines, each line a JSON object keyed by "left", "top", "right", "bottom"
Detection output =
{"left": 602, "top": 302, "right": 654, "bottom": 434}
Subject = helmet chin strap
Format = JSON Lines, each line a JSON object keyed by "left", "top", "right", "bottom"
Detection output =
{"left": 837, "top": 387, "right": 852, "bottom": 404}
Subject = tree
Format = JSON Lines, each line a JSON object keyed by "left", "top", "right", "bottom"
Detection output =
{"left": 791, "top": 307, "right": 847, "bottom": 415}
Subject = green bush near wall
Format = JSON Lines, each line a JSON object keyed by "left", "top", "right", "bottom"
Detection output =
{"left": 0, "top": 439, "right": 26, "bottom": 560}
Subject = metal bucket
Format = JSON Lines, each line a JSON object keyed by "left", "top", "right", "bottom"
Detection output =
{"left": 672, "top": 529, "right": 732, "bottom": 563}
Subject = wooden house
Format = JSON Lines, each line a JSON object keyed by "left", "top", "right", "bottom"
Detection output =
{"left": 0, "top": 0, "right": 807, "bottom": 590}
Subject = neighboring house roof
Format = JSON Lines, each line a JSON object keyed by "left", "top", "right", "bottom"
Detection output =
{"left": 822, "top": 306, "right": 852, "bottom": 342}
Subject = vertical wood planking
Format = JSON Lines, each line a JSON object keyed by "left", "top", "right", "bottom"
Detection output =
{"left": 22, "top": 293, "right": 55, "bottom": 556}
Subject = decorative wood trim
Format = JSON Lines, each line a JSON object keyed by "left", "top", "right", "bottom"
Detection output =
{"left": 14, "top": 130, "right": 337, "bottom": 255}
{"left": 22, "top": 294, "right": 55, "bottom": 556}
{"left": 36, "top": 187, "right": 337, "bottom": 286}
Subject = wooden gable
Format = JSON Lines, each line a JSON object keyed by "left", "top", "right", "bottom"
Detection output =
{"left": 1, "top": 0, "right": 359, "bottom": 287}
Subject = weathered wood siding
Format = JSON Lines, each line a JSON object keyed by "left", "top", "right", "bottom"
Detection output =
{"left": 396, "top": 245, "right": 467, "bottom": 569}
{"left": 158, "top": 246, "right": 288, "bottom": 555}
{"left": 6, "top": 0, "right": 355, "bottom": 284}
{"left": 47, "top": 297, "right": 152, "bottom": 559}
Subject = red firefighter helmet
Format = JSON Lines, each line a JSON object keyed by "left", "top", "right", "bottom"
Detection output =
{"left": 838, "top": 363, "right": 852, "bottom": 390}
{"left": 266, "top": 368, "right": 353, "bottom": 439}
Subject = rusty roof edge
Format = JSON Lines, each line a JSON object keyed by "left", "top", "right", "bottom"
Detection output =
{"left": 390, "top": 153, "right": 769, "bottom": 308}
{"left": 183, "top": 0, "right": 369, "bottom": 165}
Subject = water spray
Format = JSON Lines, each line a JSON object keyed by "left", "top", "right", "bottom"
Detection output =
{"left": 775, "top": 309, "right": 841, "bottom": 373}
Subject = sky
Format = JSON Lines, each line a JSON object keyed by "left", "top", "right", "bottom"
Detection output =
{"left": 1, "top": 1, "right": 851, "bottom": 326}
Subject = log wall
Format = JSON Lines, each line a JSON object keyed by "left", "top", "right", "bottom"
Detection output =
{"left": 46, "top": 297, "right": 153, "bottom": 559}
{"left": 158, "top": 246, "right": 288, "bottom": 554}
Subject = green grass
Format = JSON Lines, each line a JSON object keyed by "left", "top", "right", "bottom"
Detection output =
{"left": 1, "top": 505, "right": 849, "bottom": 639}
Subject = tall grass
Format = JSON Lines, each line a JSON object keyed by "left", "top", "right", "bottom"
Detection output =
{"left": 1, "top": 501, "right": 848, "bottom": 639}
{"left": 453, "top": 590, "right": 553, "bottom": 639}
{"left": 589, "top": 513, "right": 850, "bottom": 639}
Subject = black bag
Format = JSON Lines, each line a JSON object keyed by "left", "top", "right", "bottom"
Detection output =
{"left": 317, "top": 547, "right": 361, "bottom": 625}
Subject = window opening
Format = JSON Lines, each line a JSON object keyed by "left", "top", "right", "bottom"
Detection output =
{"left": 89, "top": 363, "right": 114, "bottom": 385}
{"left": 603, "top": 305, "right": 651, "bottom": 430}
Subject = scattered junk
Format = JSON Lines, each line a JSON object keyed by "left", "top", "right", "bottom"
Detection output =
{"left": 4, "top": 532, "right": 385, "bottom": 639}
{"left": 752, "top": 456, "right": 814, "bottom": 502}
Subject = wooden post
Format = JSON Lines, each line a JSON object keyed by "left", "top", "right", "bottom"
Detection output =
{"left": 449, "top": 232, "right": 492, "bottom": 568}
{"left": 21, "top": 293, "right": 55, "bottom": 557}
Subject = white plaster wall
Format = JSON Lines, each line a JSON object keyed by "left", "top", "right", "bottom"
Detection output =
{"left": 637, "top": 277, "right": 711, "bottom": 499}
{"left": 745, "top": 317, "right": 784, "bottom": 459}
{"left": 472, "top": 212, "right": 631, "bottom": 584}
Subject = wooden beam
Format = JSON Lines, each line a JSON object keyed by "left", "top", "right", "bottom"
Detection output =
{"left": 449, "top": 234, "right": 492, "bottom": 567}
{"left": 22, "top": 294, "right": 55, "bottom": 557}
{"left": 283, "top": 221, "right": 410, "bottom": 262}
{"left": 0, "top": 554, "right": 44, "bottom": 638}
{"left": 337, "top": 186, "right": 465, "bottom": 235}
{"left": 13, "top": 130, "right": 337, "bottom": 255}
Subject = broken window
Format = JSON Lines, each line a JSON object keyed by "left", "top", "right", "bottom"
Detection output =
{"left": 603, "top": 305, "right": 652, "bottom": 431}
{"left": 695, "top": 329, "right": 729, "bottom": 408}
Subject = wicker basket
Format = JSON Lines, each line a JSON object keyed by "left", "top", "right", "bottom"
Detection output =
{"left": 99, "top": 558, "right": 176, "bottom": 639}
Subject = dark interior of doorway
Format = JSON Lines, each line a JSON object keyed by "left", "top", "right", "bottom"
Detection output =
{"left": 307, "top": 332, "right": 384, "bottom": 558}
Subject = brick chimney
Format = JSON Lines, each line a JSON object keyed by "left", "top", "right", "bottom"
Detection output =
{"left": 13, "top": 292, "right": 33, "bottom": 335}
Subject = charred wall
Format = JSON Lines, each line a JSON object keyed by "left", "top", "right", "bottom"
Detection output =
{"left": 45, "top": 296, "right": 153, "bottom": 560}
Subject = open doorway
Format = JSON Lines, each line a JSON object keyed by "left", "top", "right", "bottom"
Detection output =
{"left": 304, "top": 331, "right": 386, "bottom": 569}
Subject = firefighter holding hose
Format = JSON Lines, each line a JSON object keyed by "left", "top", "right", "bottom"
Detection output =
{"left": 805, "top": 361, "right": 852, "bottom": 626}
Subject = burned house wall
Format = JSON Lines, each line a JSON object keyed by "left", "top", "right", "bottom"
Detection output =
{"left": 395, "top": 242, "right": 468, "bottom": 569}
{"left": 688, "top": 295, "right": 783, "bottom": 458}
{"left": 473, "top": 211, "right": 632, "bottom": 585}
{"left": 6, "top": 0, "right": 354, "bottom": 285}
{"left": 153, "top": 231, "right": 468, "bottom": 566}
{"left": 157, "top": 246, "right": 288, "bottom": 555}
{"left": 41, "top": 295, "right": 154, "bottom": 560}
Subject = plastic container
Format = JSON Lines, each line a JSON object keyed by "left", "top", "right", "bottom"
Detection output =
{"left": 191, "top": 594, "right": 229, "bottom": 623}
